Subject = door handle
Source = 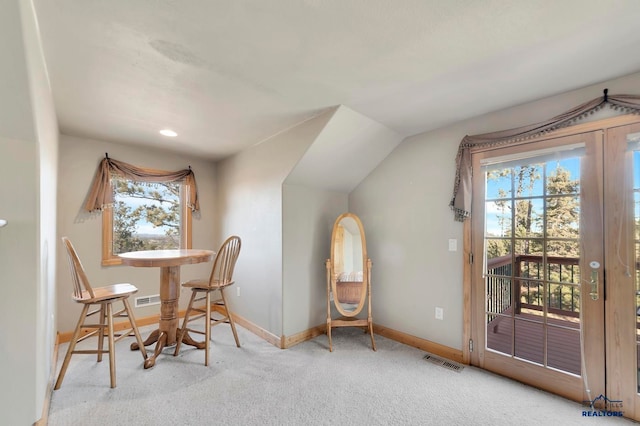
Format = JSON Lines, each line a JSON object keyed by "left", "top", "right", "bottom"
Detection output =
{"left": 589, "top": 261, "right": 600, "bottom": 300}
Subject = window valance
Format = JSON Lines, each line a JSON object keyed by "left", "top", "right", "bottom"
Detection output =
{"left": 84, "top": 155, "right": 199, "bottom": 213}
{"left": 450, "top": 90, "right": 640, "bottom": 222}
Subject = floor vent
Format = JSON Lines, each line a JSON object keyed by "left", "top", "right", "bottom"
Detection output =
{"left": 423, "top": 354, "right": 464, "bottom": 373}
{"left": 135, "top": 294, "right": 161, "bottom": 308}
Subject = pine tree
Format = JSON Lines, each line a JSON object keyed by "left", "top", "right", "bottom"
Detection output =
{"left": 112, "top": 179, "right": 181, "bottom": 253}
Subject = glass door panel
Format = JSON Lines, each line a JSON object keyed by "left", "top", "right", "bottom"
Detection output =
{"left": 483, "top": 147, "right": 584, "bottom": 375}
{"left": 514, "top": 318, "right": 544, "bottom": 365}
{"left": 605, "top": 125, "right": 640, "bottom": 419}
{"left": 472, "top": 131, "right": 605, "bottom": 403}
{"left": 633, "top": 146, "right": 640, "bottom": 394}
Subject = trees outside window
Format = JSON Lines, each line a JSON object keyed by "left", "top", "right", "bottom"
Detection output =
{"left": 485, "top": 158, "right": 581, "bottom": 315}
{"left": 102, "top": 178, "right": 192, "bottom": 266}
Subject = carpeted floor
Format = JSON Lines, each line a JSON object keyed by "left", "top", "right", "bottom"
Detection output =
{"left": 48, "top": 324, "right": 637, "bottom": 425}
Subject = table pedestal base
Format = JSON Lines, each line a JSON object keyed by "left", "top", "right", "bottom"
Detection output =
{"left": 131, "top": 328, "right": 205, "bottom": 368}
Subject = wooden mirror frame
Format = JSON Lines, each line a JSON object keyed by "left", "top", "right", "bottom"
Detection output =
{"left": 330, "top": 213, "right": 367, "bottom": 317}
{"left": 325, "top": 212, "right": 376, "bottom": 352}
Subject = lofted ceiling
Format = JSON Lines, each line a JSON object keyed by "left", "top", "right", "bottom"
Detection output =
{"left": 33, "top": 0, "right": 640, "bottom": 161}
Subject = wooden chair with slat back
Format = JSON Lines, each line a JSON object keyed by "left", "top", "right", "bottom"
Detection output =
{"left": 55, "top": 237, "right": 148, "bottom": 389}
{"left": 174, "top": 235, "right": 242, "bottom": 365}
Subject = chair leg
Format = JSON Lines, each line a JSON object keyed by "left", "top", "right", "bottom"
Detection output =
{"left": 122, "top": 298, "right": 148, "bottom": 361}
{"left": 174, "top": 290, "right": 197, "bottom": 357}
{"left": 220, "top": 288, "right": 240, "bottom": 348}
{"left": 368, "top": 318, "right": 376, "bottom": 352}
{"left": 205, "top": 290, "right": 211, "bottom": 366}
{"left": 97, "top": 304, "right": 106, "bottom": 362}
{"left": 106, "top": 302, "right": 116, "bottom": 388}
{"left": 55, "top": 304, "right": 90, "bottom": 390}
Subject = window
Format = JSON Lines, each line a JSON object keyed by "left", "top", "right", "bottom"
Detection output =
{"left": 85, "top": 156, "right": 198, "bottom": 266}
{"left": 102, "top": 175, "right": 192, "bottom": 266}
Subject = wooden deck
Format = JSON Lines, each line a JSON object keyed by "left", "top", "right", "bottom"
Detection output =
{"left": 486, "top": 311, "right": 581, "bottom": 375}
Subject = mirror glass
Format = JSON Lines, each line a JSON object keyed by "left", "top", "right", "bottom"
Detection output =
{"left": 331, "top": 214, "right": 367, "bottom": 316}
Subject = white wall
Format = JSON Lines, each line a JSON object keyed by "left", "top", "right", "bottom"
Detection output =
{"left": 282, "top": 184, "right": 347, "bottom": 336}
{"left": 350, "top": 70, "right": 640, "bottom": 351}
{"left": 215, "top": 112, "right": 333, "bottom": 337}
{"left": 0, "top": 0, "right": 58, "bottom": 423}
{"left": 56, "top": 135, "right": 217, "bottom": 333}
{"left": 23, "top": 0, "right": 59, "bottom": 418}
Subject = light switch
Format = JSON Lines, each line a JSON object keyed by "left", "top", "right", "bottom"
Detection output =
{"left": 448, "top": 239, "right": 457, "bottom": 251}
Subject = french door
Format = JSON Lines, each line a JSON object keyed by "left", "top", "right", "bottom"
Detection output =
{"left": 605, "top": 121, "right": 640, "bottom": 419}
{"left": 469, "top": 116, "right": 640, "bottom": 420}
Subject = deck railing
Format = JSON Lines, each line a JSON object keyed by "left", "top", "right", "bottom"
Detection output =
{"left": 486, "top": 254, "right": 580, "bottom": 320}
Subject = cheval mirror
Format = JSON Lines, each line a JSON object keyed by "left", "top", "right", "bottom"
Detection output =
{"left": 325, "top": 212, "right": 376, "bottom": 352}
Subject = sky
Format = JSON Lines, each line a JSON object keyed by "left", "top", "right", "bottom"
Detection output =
{"left": 114, "top": 183, "right": 179, "bottom": 235}
{"left": 484, "top": 157, "right": 580, "bottom": 237}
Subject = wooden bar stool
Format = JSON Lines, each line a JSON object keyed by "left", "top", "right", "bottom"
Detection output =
{"left": 174, "top": 236, "right": 242, "bottom": 365}
{"left": 55, "top": 237, "right": 148, "bottom": 389}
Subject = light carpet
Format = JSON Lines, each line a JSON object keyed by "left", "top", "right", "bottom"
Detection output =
{"left": 48, "top": 324, "right": 636, "bottom": 425}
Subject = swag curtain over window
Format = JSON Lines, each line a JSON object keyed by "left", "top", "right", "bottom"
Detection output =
{"left": 450, "top": 91, "right": 640, "bottom": 222}
{"left": 84, "top": 156, "right": 199, "bottom": 213}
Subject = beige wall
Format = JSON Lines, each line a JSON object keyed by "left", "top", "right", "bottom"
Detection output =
{"left": 56, "top": 135, "right": 217, "bottom": 333}
{"left": 282, "top": 184, "right": 347, "bottom": 336}
{"left": 351, "top": 71, "right": 640, "bottom": 351}
{"left": 280, "top": 106, "right": 401, "bottom": 338}
{"left": 215, "top": 112, "right": 332, "bottom": 338}
{"left": 0, "top": 0, "right": 58, "bottom": 424}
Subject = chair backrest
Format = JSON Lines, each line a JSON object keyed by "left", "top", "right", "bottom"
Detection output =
{"left": 62, "top": 237, "right": 95, "bottom": 300}
{"left": 209, "top": 236, "right": 241, "bottom": 286}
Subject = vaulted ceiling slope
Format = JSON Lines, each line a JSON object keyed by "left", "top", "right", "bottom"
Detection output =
{"left": 286, "top": 106, "right": 403, "bottom": 192}
{"left": 33, "top": 1, "right": 640, "bottom": 160}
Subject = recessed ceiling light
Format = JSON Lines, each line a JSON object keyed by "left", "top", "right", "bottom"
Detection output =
{"left": 159, "top": 129, "right": 178, "bottom": 137}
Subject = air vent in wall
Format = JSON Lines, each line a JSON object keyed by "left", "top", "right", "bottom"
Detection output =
{"left": 135, "top": 294, "right": 161, "bottom": 308}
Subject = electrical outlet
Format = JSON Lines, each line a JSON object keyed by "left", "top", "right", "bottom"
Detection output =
{"left": 237, "top": 287, "right": 240, "bottom": 297}
{"left": 435, "top": 307, "right": 444, "bottom": 320}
